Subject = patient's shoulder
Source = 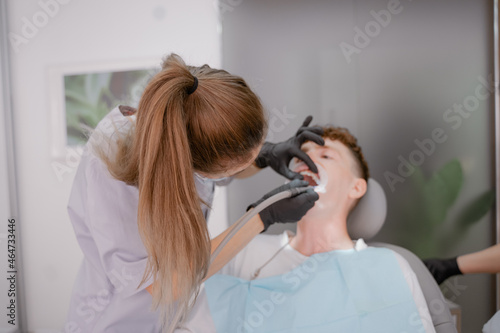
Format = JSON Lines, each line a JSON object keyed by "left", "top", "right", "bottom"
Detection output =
{"left": 361, "top": 245, "right": 414, "bottom": 270}
{"left": 364, "top": 246, "right": 416, "bottom": 278}
{"left": 217, "top": 232, "right": 286, "bottom": 278}
{"left": 250, "top": 232, "right": 286, "bottom": 247}
{"left": 390, "top": 250, "right": 417, "bottom": 277}
{"left": 242, "top": 232, "right": 288, "bottom": 258}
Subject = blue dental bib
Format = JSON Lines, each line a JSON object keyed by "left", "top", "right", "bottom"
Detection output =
{"left": 205, "top": 247, "right": 425, "bottom": 333}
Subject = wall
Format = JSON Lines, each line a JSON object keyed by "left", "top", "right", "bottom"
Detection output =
{"left": 223, "top": 0, "right": 496, "bottom": 331}
{"left": 5, "top": 0, "right": 221, "bottom": 331}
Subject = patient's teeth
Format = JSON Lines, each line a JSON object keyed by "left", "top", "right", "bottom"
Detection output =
{"left": 299, "top": 170, "right": 320, "bottom": 186}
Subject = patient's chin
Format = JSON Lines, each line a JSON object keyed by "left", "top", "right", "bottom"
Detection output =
{"left": 303, "top": 197, "right": 327, "bottom": 219}
{"left": 305, "top": 190, "right": 343, "bottom": 221}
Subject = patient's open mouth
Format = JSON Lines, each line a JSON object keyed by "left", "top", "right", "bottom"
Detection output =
{"left": 299, "top": 170, "right": 320, "bottom": 186}
{"left": 289, "top": 160, "right": 328, "bottom": 193}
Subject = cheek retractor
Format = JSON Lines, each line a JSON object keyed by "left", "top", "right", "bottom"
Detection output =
{"left": 312, "top": 164, "right": 328, "bottom": 193}
{"left": 288, "top": 160, "right": 329, "bottom": 193}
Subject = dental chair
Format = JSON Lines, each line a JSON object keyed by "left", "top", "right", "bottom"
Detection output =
{"left": 347, "top": 179, "right": 458, "bottom": 333}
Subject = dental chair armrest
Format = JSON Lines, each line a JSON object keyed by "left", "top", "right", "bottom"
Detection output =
{"left": 369, "top": 242, "right": 458, "bottom": 333}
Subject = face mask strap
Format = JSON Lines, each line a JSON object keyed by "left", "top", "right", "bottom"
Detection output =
{"left": 194, "top": 172, "right": 227, "bottom": 182}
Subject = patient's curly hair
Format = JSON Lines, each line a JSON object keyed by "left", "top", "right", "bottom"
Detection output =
{"left": 321, "top": 126, "right": 370, "bottom": 181}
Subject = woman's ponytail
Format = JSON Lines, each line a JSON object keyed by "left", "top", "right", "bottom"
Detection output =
{"left": 136, "top": 58, "right": 210, "bottom": 329}
{"left": 96, "top": 54, "right": 265, "bottom": 331}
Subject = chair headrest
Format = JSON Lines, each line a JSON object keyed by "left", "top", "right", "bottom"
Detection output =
{"left": 347, "top": 178, "right": 387, "bottom": 240}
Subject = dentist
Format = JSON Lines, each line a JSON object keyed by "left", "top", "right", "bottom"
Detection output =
{"left": 64, "top": 53, "right": 322, "bottom": 333}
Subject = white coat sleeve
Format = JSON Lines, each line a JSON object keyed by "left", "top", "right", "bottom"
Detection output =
{"left": 483, "top": 310, "right": 500, "bottom": 333}
{"left": 82, "top": 154, "right": 154, "bottom": 298}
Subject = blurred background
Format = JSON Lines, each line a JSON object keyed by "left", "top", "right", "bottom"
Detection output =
{"left": 0, "top": 0, "right": 497, "bottom": 332}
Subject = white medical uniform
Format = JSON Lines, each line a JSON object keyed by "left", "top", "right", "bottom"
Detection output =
{"left": 63, "top": 106, "right": 229, "bottom": 333}
{"left": 483, "top": 310, "right": 500, "bottom": 333}
{"left": 176, "top": 231, "right": 436, "bottom": 333}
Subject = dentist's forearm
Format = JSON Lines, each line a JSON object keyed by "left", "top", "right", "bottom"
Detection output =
{"left": 457, "top": 243, "right": 500, "bottom": 274}
{"left": 146, "top": 213, "right": 265, "bottom": 295}
{"left": 205, "top": 213, "right": 264, "bottom": 279}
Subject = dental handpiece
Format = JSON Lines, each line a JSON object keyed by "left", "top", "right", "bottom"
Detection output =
{"left": 288, "top": 186, "right": 314, "bottom": 196}
{"left": 209, "top": 185, "right": 313, "bottom": 265}
{"left": 288, "top": 160, "right": 328, "bottom": 194}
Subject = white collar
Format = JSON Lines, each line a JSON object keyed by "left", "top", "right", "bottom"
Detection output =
{"left": 282, "top": 230, "right": 368, "bottom": 256}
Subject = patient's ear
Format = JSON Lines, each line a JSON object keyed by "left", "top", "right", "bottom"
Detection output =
{"left": 349, "top": 178, "right": 367, "bottom": 200}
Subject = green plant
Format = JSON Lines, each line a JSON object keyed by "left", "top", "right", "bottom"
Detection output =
{"left": 64, "top": 69, "right": 155, "bottom": 145}
{"left": 391, "top": 159, "right": 495, "bottom": 258}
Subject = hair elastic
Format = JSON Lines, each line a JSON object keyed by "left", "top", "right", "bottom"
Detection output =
{"left": 187, "top": 76, "right": 198, "bottom": 95}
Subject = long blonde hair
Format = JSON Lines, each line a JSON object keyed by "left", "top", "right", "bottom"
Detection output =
{"left": 95, "top": 54, "right": 265, "bottom": 331}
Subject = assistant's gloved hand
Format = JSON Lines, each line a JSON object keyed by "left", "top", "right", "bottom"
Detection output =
{"left": 423, "top": 257, "right": 463, "bottom": 285}
{"left": 248, "top": 179, "right": 319, "bottom": 232}
{"left": 255, "top": 116, "right": 325, "bottom": 180}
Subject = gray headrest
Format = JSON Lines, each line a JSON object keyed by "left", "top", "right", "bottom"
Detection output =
{"left": 347, "top": 178, "right": 387, "bottom": 240}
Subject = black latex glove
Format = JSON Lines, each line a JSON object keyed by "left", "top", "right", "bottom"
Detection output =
{"left": 248, "top": 179, "right": 319, "bottom": 232}
{"left": 423, "top": 257, "right": 463, "bottom": 285}
{"left": 255, "top": 116, "right": 325, "bottom": 180}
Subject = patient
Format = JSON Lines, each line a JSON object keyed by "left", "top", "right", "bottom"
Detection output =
{"left": 176, "top": 126, "right": 435, "bottom": 333}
